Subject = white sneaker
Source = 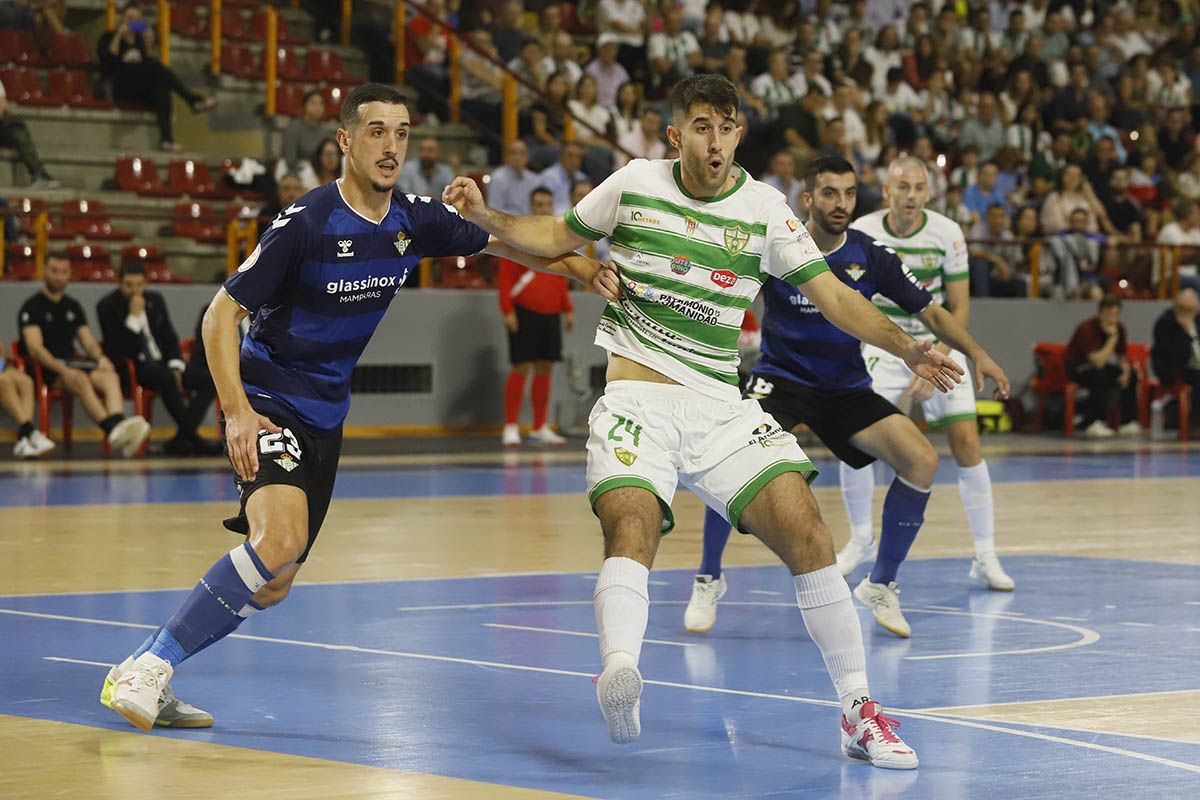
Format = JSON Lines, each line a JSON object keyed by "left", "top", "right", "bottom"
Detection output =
{"left": 1116, "top": 420, "right": 1143, "bottom": 437}
{"left": 1083, "top": 420, "right": 1115, "bottom": 439}
{"left": 853, "top": 578, "right": 911, "bottom": 638}
{"left": 596, "top": 653, "right": 642, "bottom": 744}
{"left": 501, "top": 423, "right": 521, "bottom": 447}
{"left": 100, "top": 656, "right": 213, "bottom": 728}
{"left": 683, "top": 574, "right": 727, "bottom": 633}
{"left": 841, "top": 699, "right": 919, "bottom": 769}
{"left": 969, "top": 553, "right": 1015, "bottom": 591}
{"left": 27, "top": 429, "right": 55, "bottom": 456}
{"left": 108, "top": 415, "right": 151, "bottom": 457}
{"left": 527, "top": 425, "right": 567, "bottom": 445}
{"left": 13, "top": 436, "right": 37, "bottom": 459}
{"left": 836, "top": 537, "right": 878, "bottom": 577}
{"left": 110, "top": 652, "right": 173, "bottom": 731}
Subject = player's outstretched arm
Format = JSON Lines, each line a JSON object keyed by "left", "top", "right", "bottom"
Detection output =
{"left": 203, "top": 289, "right": 281, "bottom": 480}
{"left": 919, "top": 304, "right": 1011, "bottom": 398}
{"left": 800, "top": 270, "right": 964, "bottom": 392}
{"left": 443, "top": 177, "right": 588, "bottom": 257}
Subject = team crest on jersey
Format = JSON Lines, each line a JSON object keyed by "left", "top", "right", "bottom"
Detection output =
{"left": 394, "top": 231, "right": 411, "bottom": 255}
{"left": 786, "top": 218, "right": 801, "bottom": 232}
{"left": 845, "top": 263, "right": 865, "bottom": 281}
{"left": 685, "top": 217, "right": 698, "bottom": 238}
{"left": 921, "top": 252, "right": 939, "bottom": 270}
{"left": 670, "top": 255, "right": 692, "bottom": 275}
{"left": 614, "top": 447, "right": 637, "bottom": 466}
{"left": 274, "top": 454, "right": 299, "bottom": 472}
{"left": 724, "top": 226, "right": 750, "bottom": 256}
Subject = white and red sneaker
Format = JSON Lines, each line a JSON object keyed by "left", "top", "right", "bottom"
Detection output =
{"left": 841, "top": 700, "right": 918, "bottom": 769}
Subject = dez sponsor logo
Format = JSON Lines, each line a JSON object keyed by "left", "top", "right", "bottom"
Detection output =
{"left": 710, "top": 269, "right": 737, "bottom": 289}
{"left": 748, "top": 421, "right": 794, "bottom": 448}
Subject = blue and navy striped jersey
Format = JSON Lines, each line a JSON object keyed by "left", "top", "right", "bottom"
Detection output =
{"left": 222, "top": 182, "right": 489, "bottom": 431}
{"left": 754, "top": 228, "right": 933, "bottom": 390}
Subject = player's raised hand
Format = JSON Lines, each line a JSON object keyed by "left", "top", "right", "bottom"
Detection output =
{"left": 593, "top": 260, "right": 621, "bottom": 302}
{"left": 442, "top": 177, "right": 486, "bottom": 221}
{"left": 903, "top": 340, "right": 964, "bottom": 393}
{"left": 225, "top": 405, "right": 282, "bottom": 481}
{"left": 974, "top": 353, "right": 1011, "bottom": 399}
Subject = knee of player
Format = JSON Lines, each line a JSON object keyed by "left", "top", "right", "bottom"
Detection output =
{"left": 252, "top": 580, "right": 293, "bottom": 608}
{"left": 904, "top": 442, "right": 939, "bottom": 486}
{"left": 249, "top": 526, "right": 308, "bottom": 571}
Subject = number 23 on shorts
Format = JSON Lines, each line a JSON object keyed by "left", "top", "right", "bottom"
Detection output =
{"left": 258, "top": 428, "right": 302, "bottom": 459}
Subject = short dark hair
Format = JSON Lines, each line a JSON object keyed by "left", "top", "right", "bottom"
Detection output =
{"left": 1098, "top": 294, "right": 1122, "bottom": 311}
{"left": 805, "top": 154, "right": 856, "bottom": 192}
{"left": 340, "top": 83, "right": 408, "bottom": 129}
{"left": 120, "top": 262, "right": 146, "bottom": 279}
{"left": 669, "top": 73, "right": 739, "bottom": 123}
{"left": 529, "top": 186, "right": 554, "bottom": 202}
{"left": 302, "top": 89, "right": 324, "bottom": 106}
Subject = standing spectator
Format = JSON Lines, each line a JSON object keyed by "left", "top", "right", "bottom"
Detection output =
{"left": 17, "top": 256, "right": 150, "bottom": 457}
{"left": 278, "top": 91, "right": 331, "bottom": 178}
{"left": 958, "top": 92, "right": 1005, "bottom": 161}
{"left": 542, "top": 31, "right": 583, "bottom": 89}
{"left": 762, "top": 150, "right": 801, "bottom": 213}
{"left": 0, "top": 75, "right": 58, "bottom": 187}
{"left": 98, "top": 2, "right": 215, "bottom": 152}
{"left": 597, "top": 0, "right": 648, "bottom": 77}
{"left": 585, "top": 34, "right": 631, "bottom": 110}
{"left": 459, "top": 28, "right": 505, "bottom": 164}
{"left": 97, "top": 264, "right": 220, "bottom": 456}
{"left": 1151, "top": 286, "right": 1200, "bottom": 428}
{"left": 0, "top": 353, "right": 54, "bottom": 459}
{"left": 498, "top": 187, "right": 573, "bottom": 448}
{"left": 537, "top": 141, "right": 587, "bottom": 215}
{"left": 398, "top": 136, "right": 455, "bottom": 198}
{"left": 646, "top": 3, "right": 702, "bottom": 99}
{"left": 1065, "top": 295, "right": 1141, "bottom": 438}
{"left": 614, "top": 107, "right": 666, "bottom": 169}
{"left": 969, "top": 203, "right": 1027, "bottom": 297}
{"left": 310, "top": 138, "right": 342, "bottom": 188}
{"left": 489, "top": 139, "right": 543, "bottom": 216}
{"left": 404, "top": 0, "right": 450, "bottom": 122}
{"left": 963, "top": 162, "right": 1009, "bottom": 219}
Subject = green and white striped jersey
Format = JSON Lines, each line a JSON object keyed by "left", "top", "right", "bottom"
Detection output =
{"left": 850, "top": 209, "right": 968, "bottom": 339}
{"left": 565, "top": 159, "right": 829, "bottom": 400}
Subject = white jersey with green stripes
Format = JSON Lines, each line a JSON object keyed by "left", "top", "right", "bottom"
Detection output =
{"left": 849, "top": 209, "right": 968, "bottom": 339}
{"left": 564, "top": 159, "right": 829, "bottom": 400}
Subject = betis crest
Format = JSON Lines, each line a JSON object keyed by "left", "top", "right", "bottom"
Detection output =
{"left": 614, "top": 447, "right": 638, "bottom": 466}
{"left": 845, "top": 263, "right": 865, "bottom": 281}
{"left": 723, "top": 226, "right": 750, "bottom": 256}
{"left": 394, "top": 231, "right": 411, "bottom": 255}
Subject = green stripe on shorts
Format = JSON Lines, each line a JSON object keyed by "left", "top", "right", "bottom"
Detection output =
{"left": 926, "top": 412, "right": 977, "bottom": 429}
{"left": 588, "top": 475, "right": 676, "bottom": 534}
{"left": 726, "top": 459, "right": 817, "bottom": 533}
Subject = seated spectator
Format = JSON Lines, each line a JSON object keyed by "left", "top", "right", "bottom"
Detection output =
{"left": 969, "top": 203, "right": 1027, "bottom": 297}
{"left": 1151, "top": 286, "right": 1200, "bottom": 427}
{"left": 646, "top": 3, "right": 702, "bottom": 99}
{"left": 963, "top": 161, "right": 1009, "bottom": 220}
{"left": 260, "top": 171, "right": 305, "bottom": 222}
{"left": 749, "top": 51, "right": 802, "bottom": 122}
{"left": 1041, "top": 164, "right": 1110, "bottom": 235}
{"left": 278, "top": 91, "right": 331, "bottom": 179}
{"left": 958, "top": 92, "right": 1005, "bottom": 161}
{"left": 790, "top": 49, "right": 833, "bottom": 99}
{"left": 508, "top": 38, "right": 549, "bottom": 112}
{"left": 18, "top": 256, "right": 150, "bottom": 457}
{"left": 404, "top": 0, "right": 450, "bottom": 122}
{"left": 1157, "top": 199, "right": 1200, "bottom": 292}
{"left": 0, "top": 350, "right": 54, "bottom": 459}
{"left": 614, "top": 107, "right": 665, "bottom": 169}
{"left": 97, "top": 264, "right": 220, "bottom": 456}
{"left": 762, "top": 150, "right": 801, "bottom": 213}
{"left": 568, "top": 74, "right": 615, "bottom": 183}
{"left": 0, "top": 75, "right": 58, "bottom": 187}
{"left": 1101, "top": 167, "right": 1144, "bottom": 241}
{"left": 458, "top": 28, "right": 505, "bottom": 164}
{"left": 585, "top": 34, "right": 631, "bottom": 110}
{"left": 597, "top": 0, "right": 648, "bottom": 77}
{"left": 487, "top": 0, "right": 526, "bottom": 63}
{"left": 935, "top": 184, "right": 974, "bottom": 231}
{"left": 398, "top": 136, "right": 455, "bottom": 199}
{"left": 1065, "top": 295, "right": 1142, "bottom": 438}
{"left": 526, "top": 71, "right": 570, "bottom": 169}
{"left": 98, "top": 2, "right": 215, "bottom": 152}
{"left": 537, "top": 141, "right": 587, "bottom": 215}
{"left": 488, "top": 139, "right": 541, "bottom": 216}
{"left": 310, "top": 137, "right": 342, "bottom": 188}
{"left": 697, "top": 3, "right": 731, "bottom": 72}
{"left": 1048, "top": 208, "right": 1106, "bottom": 298}
{"left": 541, "top": 31, "right": 583, "bottom": 89}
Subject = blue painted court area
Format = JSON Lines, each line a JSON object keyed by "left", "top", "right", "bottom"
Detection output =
{"left": 2, "top": 557, "right": 1197, "bottom": 799}
{"left": 1, "top": 448, "right": 1198, "bottom": 507}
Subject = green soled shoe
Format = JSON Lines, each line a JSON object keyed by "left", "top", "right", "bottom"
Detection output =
{"left": 101, "top": 656, "right": 214, "bottom": 729}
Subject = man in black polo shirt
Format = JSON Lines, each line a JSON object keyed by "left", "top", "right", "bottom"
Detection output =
{"left": 18, "top": 255, "right": 150, "bottom": 457}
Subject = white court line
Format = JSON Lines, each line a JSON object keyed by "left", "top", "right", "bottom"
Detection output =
{"left": 910, "top": 687, "right": 1200, "bottom": 713}
{"left": 1185, "top": 601, "right": 1200, "bottom": 606}
{"left": 748, "top": 590, "right": 782, "bottom": 597}
{"left": 1120, "top": 622, "right": 1156, "bottom": 628}
{"left": 1052, "top": 616, "right": 1089, "bottom": 622}
{"left": 43, "top": 656, "right": 113, "bottom": 668}
{"left": 483, "top": 622, "right": 695, "bottom": 648}
{"left": 14, "top": 607, "right": 1199, "bottom": 775}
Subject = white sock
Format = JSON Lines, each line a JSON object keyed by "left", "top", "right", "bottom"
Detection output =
{"left": 839, "top": 462, "right": 876, "bottom": 544}
{"left": 957, "top": 460, "right": 995, "bottom": 558}
{"left": 594, "top": 556, "right": 650, "bottom": 669}
{"left": 794, "top": 565, "right": 869, "bottom": 714}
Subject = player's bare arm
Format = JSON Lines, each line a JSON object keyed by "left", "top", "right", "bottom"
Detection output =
{"left": 918, "top": 304, "right": 1011, "bottom": 398}
{"left": 203, "top": 289, "right": 281, "bottom": 481}
{"left": 443, "top": 177, "right": 588, "bottom": 257}
{"left": 484, "top": 237, "right": 606, "bottom": 289}
{"left": 799, "top": 270, "right": 963, "bottom": 392}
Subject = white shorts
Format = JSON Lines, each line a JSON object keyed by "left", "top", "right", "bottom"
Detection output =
{"left": 585, "top": 381, "right": 817, "bottom": 533}
{"left": 862, "top": 344, "right": 977, "bottom": 429}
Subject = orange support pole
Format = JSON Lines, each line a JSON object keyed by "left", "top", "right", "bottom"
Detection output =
{"left": 210, "top": 0, "right": 222, "bottom": 76}
{"left": 341, "top": 0, "right": 352, "bottom": 47}
{"left": 106, "top": 0, "right": 116, "bottom": 30}
{"left": 34, "top": 213, "right": 49, "bottom": 280}
{"left": 0, "top": 209, "right": 5, "bottom": 276}
{"left": 448, "top": 35, "right": 460, "bottom": 123}
{"left": 157, "top": 0, "right": 170, "bottom": 66}
{"left": 264, "top": 7, "right": 278, "bottom": 116}
{"left": 502, "top": 75, "right": 518, "bottom": 151}
{"left": 564, "top": 112, "right": 575, "bottom": 143}
{"left": 394, "top": 1, "right": 406, "bottom": 84}
{"left": 1028, "top": 242, "right": 1040, "bottom": 298}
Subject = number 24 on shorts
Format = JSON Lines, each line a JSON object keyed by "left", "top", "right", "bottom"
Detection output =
{"left": 607, "top": 414, "right": 643, "bottom": 448}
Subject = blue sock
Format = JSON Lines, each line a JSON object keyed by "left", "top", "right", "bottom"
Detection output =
{"left": 187, "top": 599, "right": 265, "bottom": 660}
{"left": 132, "top": 629, "right": 160, "bottom": 659}
{"left": 151, "top": 543, "right": 274, "bottom": 667}
{"left": 869, "top": 477, "right": 931, "bottom": 585}
{"left": 700, "top": 507, "right": 733, "bottom": 579}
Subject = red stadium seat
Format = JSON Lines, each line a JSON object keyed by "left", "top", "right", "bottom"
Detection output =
{"left": 222, "top": 10, "right": 255, "bottom": 42}
{"left": 115, "top": 155, "right": 174, "bottom": 196}
{"left": 47, "top": 69, "right": 113, "bottom": 109}
{"left": 12, "top": 196, "right": 47, "bottom": 237}
{"left": 45, "top": 32, "right": 91, "bottom": 68}
{"left": 0, "top": 67, "right": 46, "bottom": 104}
{"left": 304, "top": 49, "right": 345, "bottom": 82}
{"left": 274, "top": 81, "right": 306, "bottom": 117}
{"left": 166, "top": 158, "right": 225, "bottom": 198}
{"left": 274, "top": 47, "right": 305, "bottom": 81}
{"left": 4, "top": 244, "right": 37, "bottom": 280}
{"left": 0, "top": 29, "right": 41, "bottom": 66}
{"left": 60, "top": 199, "right": 134, "bottom": 241}
{"left": 253, "top": 9, "right": 308, "bottom": 45}
{"left": 320, "top": 84, "right": 353, "bottom": 120}
{"left": 220, "top": 43, "right": 260, "bottom": 79}
{"left": 66, "top": 243, "right": 114, "bottom": 282}
{"left": 172, "top": 201, "right": 226, "bottom": 244}
{"left": 1127, "top": 342, "right": 1191, "bottom": 441}
{"left": 13, "top": 339, "right": 75, "bottom": 449}
{"left": 1031, "top": 342, "right": 1079, "bottom": 437}
{"left": 171, "top": 5, "right": 208, "bottom": 39}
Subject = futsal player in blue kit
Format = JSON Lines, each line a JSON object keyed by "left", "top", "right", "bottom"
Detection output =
{"left": 102, "top": 83, "right": 605, "bottom": 730}
{"left": 683, "top": 156, "right": 1010, "bottom": 637}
